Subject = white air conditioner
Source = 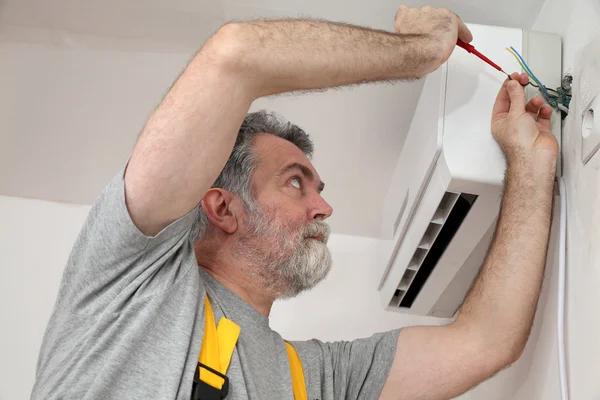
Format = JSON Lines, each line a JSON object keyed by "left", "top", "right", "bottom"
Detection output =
{"left": 377, "top": 24, "right": 562, "bottom": 318}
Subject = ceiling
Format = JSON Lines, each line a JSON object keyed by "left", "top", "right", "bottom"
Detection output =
{"left": 0, "top": 0, "right": 546, "bottom": 238}
{"left": 0, "top": 0, "right": 548, "bottom": 48}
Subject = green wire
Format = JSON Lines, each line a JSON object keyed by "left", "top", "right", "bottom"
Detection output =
{"left": 505, "top": 47, "right": 561, "bottom": 109}
{"left": 505, "top": 47, "right": 573, "bottom": 112}
{"left": 506, "top": 48, "right": 540, "bottom": 87}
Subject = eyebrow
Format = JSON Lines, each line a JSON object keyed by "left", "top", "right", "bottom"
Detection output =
{"left": 280, "top": 162, "right": 325, "bottom": 193}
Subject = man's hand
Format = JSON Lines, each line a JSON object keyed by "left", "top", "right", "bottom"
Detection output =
{"left": 492, "top": 72, "right": 559, "bottom": 169}
{"left": 394, "top": 5, "right": 473, "bottom": 74}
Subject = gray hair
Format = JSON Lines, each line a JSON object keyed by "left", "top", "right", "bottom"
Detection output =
{"left": 189, "top": 110, "right": 314, "bottom": 243}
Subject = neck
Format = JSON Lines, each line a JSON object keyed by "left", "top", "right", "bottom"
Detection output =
{"left": 195, "top": 241, "right": 277, "bottom": 317}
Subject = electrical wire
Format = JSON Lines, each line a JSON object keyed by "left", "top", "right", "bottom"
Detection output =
{"left": 505, "top": 48, "right": 555, "bottom": 98}
{"left": 557, "top": 177, "right": 568, "bottom": 400}
{"left": 506, "top": 46, "right": 533, "bottom": 79}
{"left": 505, "top": 46, "right": 572, "bottom": 116}
{"left": 505, "top": 47, "right": 538, "bottom": 84}
{"left": 507, "top": 46, "right": 553, "bottom": 99}
{"left": 546, "top": 88, "right": 561, "bottom": 97}
{"left": 505, "top": 47, "right": 530, "bottom": 76}
{"left": 505, "top": 48, "right": 536, "bottom": 85}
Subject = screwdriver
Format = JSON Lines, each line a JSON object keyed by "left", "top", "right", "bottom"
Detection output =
{"left": 456, "top": 40, "right": 509, "bottom": 78}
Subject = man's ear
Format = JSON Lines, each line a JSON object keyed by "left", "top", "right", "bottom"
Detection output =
{"left": 201, "top": 188, "right": 239, "bottom": 234}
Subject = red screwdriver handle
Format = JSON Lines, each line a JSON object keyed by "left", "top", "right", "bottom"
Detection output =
{"left": 456, "top": 40, "right": 502, "bottom": 72}
{"left": 456, "top": 40, "right": 475, "bottom": 53}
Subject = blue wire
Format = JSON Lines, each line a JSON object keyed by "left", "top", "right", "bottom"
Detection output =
{"left": 509, "top": 46, "right": 552, "bottom": 99}
{"left": 509, "top": 46, "right": 542, "bottom": 85}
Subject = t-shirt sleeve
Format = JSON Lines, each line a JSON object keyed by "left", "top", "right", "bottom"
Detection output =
{"left": 55, "top": 166, "right": 200, "bottom": 315}
{"left": 291, "top": 329, "right": 401, "bottom": 400}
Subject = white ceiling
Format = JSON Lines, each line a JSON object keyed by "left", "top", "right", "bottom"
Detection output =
{"left": 0, "top": 0, "right": 546, "bottom": 237}
{"left": 0, "top": 0, "right": 548, "bottom": 48}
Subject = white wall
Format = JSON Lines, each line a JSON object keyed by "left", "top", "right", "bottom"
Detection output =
{"left": 0, "top": 193, "right": 443, "bottom": 400}
{"left": 449, "top": 206, "right": 562, "bottom": 400}
{"left": 0, "top": 25, "right": 193, "bottom": 206}
{"left": 457, "top": 1, "right": 600, "bottom": 399}
{"left": 533, "top": 1, "right": 600, "bottom": 399}
{"left": 0, "top": 196, "right": 92, "bottom": 400}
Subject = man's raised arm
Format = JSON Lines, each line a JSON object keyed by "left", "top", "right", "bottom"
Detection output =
{"left": 124, "top": 8, "right": 472, "bottom": 236}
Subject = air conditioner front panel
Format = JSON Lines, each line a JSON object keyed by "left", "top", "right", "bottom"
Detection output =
{"left": 443, "top": 24, "right": 523, "bottom": 187}
{"left": 377, "top": 64, "right": 448, "bottom": 290}
{"left": 379, "top": 24, "right": 561, "bottom": 317}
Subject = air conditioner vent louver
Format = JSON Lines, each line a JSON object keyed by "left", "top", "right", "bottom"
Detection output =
{"left": 389, "top": 192, "right": 477, "bottom": 308}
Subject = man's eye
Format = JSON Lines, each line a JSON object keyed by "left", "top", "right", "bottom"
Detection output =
{"left": 291, "top": 177, "right": 302, "bottom": 190}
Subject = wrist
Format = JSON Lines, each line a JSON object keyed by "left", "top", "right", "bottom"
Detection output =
{"left": 505, "top": 157, "right": 557, "bottom": 195}
{"left": 506, "top": 151, "right": 557, "bottom": 176}
{"left": 412, "top": 37, "right": 446, "bottom": 76}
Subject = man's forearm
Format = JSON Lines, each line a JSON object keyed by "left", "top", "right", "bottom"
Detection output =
{"left": 207, "top": 19, "right": 441, "bottom": 98}
{"left": 456, "top": 159, "right": 556, "bottom": 360}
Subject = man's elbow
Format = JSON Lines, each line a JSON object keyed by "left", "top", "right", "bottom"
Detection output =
{"left": 189, "top": 23, "right": 246, "bottom": 75}
{"left": 458, "top": 320, "right": 529, "bottom": 378}
{"left": 456, "top": 316, "right": 531, "bottom": 373}
{"left": 485, "top": 336, "right": 527, "bottom": 374}
{"left": 502, "top": 337, "right": 528, "bottom": 366}
{"left": 210, "top": 24, "right": 244, "bottom": 63}
{"left": 190, "top": 23, "right": 263, "bottom": 98}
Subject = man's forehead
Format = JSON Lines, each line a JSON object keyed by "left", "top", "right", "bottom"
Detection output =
{"left": 255, "top": 134, "right": 318, "bottom": 176}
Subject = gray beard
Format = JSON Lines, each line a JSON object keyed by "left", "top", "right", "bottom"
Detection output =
{"left": 233, "top": 204, "right": 332, "bottom": 299}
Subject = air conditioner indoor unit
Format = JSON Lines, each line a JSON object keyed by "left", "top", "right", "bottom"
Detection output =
{"left": 377, "top": 24, "right": 562, "bottom": 318}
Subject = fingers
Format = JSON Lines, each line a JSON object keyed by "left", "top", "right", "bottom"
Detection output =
{"left": 492, "top": 79, "right": 511, "bottom": 117}
{"left": 537, "top": 105, "right": 553, "bottom": 129}
{"left": 493, "top": 72, "right": 535, "bottom": 117}
{"left": 506, "top": 80, "right": 527, "bottom": 114}
{"left": 492, "top": 74, "right": 520, "bottom": 117}
{"left": 518, "top": 72, "right": 529, "bottom": 86}
{"left": 508, "top": 72, "right": 520, "bottom": 81}
{"left": 494, "top": 73, "right": 556, "bottom": 136}
{"left": 507, "top": 72, "right": 530, "bottom": 87}
{"left": 538, "top": 104, "right": 553, "bottom": 120}
{"left": 395, "top": 5, "right": 408, "bottom": 20}
{"left": 525, "top": 96, "right": 545, "bottom": 114}
{"left": 526, "top": 97, "right": 553, "bottom": 128}
{"left": 394, "top": 6, "right": 473, "bottom": 44}
{"left": 454, "top": 14, "right": 473, "bottom": 43}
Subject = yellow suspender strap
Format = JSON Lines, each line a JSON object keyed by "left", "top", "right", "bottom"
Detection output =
{"left": 198, "top": 296, "right": 308, "bottom": 399}
{"left": 198, "top": 297, "right": 241, "bottom": 389}
{"left": 285, "top": 342, "right": 308, "bottom": 400}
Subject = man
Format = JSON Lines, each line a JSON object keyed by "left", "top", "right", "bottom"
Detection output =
{"left": 32, "top": 5, "right": 558, "bottom": 400}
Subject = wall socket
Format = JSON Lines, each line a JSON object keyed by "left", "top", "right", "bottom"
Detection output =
{"left": 575, "top": 36, "right": 600, "bottom": 165}
{"left": 582, "top": 95, "right": 600, "bottom": 164}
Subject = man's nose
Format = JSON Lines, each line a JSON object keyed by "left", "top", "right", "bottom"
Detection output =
{"left": 309, "top": 195, "right": 333, "bottom": 221}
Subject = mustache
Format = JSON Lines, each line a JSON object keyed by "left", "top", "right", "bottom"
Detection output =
{"left": 301, "top": 221, "right": 331, "bottom": 243}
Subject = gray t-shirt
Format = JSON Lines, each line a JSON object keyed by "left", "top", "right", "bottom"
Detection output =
{"left": 32, "top": 168, "right": 400, "bottom": 400}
